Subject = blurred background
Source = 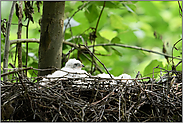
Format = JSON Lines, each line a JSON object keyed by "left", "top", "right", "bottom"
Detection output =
{"left": 1, "top": 1, "right": 182, "bottom": 78}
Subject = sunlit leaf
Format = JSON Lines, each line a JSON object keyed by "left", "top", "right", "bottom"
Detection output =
{"left": 110, "top": 14, "right": 128, "bottom": 30}
{"left": 84, "top": 4, "right": 99, "bottom": 23}
{"left": 111, "top": 47, "right": 122, "bottom": 56}
{"left": 94, "top": 1, "right": 121, "bottom": 8}
{"left": 102, "top": 46, "right": 111, "bottom": 52}
{"left": 96, "top": 32, "right": 109, "bottom": 43}
{"left": 111, "top": 37, "right": 120, "bottom": 43}
{"left": 99, "top": 29, "right": 118, "bottom": 40}
{"left": 143, "top": 60, "right": 163, "bottom": 78}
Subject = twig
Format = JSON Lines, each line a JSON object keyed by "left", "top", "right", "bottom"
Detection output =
{"left": 63, "top": 2, "right": 89, "bottom": 35}
{"left": 25, "top": 18, "right": 30, "bottom": 76}
{"left": 3, "top": 1, "right": 16, "bottom": 81}
{"left": 90, "top": 43, "right": 182, "bottom": 60}
{"left": 91, "top": 87, "right": 117, "bottom": 105}
{"left": 9, "top": 39, "right": 182, "bottom": 60}
{"left": 91, "top": 1, "right": 106, "bottom": 74}
{"left": 82, "top": 45, "right": 113, "bottom": 78}
{"left": 178, "top": 1, "right": 182, "bottom": 16}
{"left": 171, "top": 38, "right": 182, "bottom": 67}
{"left": 1, "top": 67, "right": 33, "bottom": 77}
{"left": 17, "top": 1, "right": 23, "bottom": 70}
{"left": 10, "top": 38, "right": 40, "bottom": 44}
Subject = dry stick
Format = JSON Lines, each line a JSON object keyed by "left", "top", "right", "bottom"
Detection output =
{"left": 9, "top": 62, "right": 34, "bottom": 117}
{"left": 82, "top": 45, "right": 113, "bottom": 78}
{"left": 91, "top": 87, "right": 117, "bottom": 105}
{"left": 17, "top": 1, "right": 23, "bottom": 71}
{"left": 10, "top": 39, "right": 182, "bottom": 60}
{"left": 25, "top": 19, "right": 30, "bottom": 76}
{"left": 10, "top": 38, "right": 40, "bottom": 44}
{"left": 1, "top": 67, "right": 33, "bottom": 77}
{"left": 171, "top": 38, "right": 182, "bottom": 67}
{"left": 151, "top": 66, "right": 158, "bottom": 91}
{"left": 3, "top": 1, "right": 16, "bottom": 81}
{"left": 118, "top": 89, "right": 121, "bottom": 121}
{"left": 175, "top": 60, "right": 182, "bottom": 68}
{"left": 91, "top": 1, "right": 106, "bottom": 74}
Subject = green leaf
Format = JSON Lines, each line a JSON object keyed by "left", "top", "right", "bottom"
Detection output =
{"left": 96, "top": 32, "right": 109, "bottom": 44}
{"left": 94, "top": 1, "right": 121, "bottom": 8}
{"left": 137, "top": 2, "right": 168, "bottom": 33}
{"left": 99, "top": 29, "right": 118, "bottom": 40}
{"left": 110, "top": 14, "right": 128, "bottom": 30}
{"left": 102, "top": 46, "right": 111, "bottom": 52}
{"left": 143, "top": 60, "right": 163, "bottom": 78}
{"left": 123, "top": 4, "right": 136, "bottom": 14}
{"left": 111, "top": 47, "right": 122, "bottom": 56}
{"left": 84, "top": 4, "right": 99, "bottom": 23}
{"left": 111, "top": 37, "right": 120, "bottom": 43}
{"left": 117, "top": 30, "right": 137, "bottom": 44}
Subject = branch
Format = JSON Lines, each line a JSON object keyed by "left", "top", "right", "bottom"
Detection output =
{"left": 17, "top": 1, "right": 23, "bottom": 69}
{"left": 3, "top": 1, "right": 16, "bottom": 81}
{"left": 171, "top": 38, "right": 182, "bottom": 66}
{"left": 63, "top": 2, "right": 89, "bottom": 35}
{"left": 178, "top": 1, "right": 182, "bottom": 16}
{"left": 94, "top": 1, "right": 105, "bottom": 34}
{"left": 1, "top": 67, "right": 33, "bottom": 77}
{"left": 89, "top": 43, "right": 182, "bottom": 60}
{"left": 9, "top": 39, "right": 182, "bottom": 60}
{"left": 10, "top": 38, "right": 40, "bottom": 45}
{"left": 82, "top": 45, "right": 114, "bottom": 79}
{"left": 91, "top": 1, "right": 106, "bottom": 74}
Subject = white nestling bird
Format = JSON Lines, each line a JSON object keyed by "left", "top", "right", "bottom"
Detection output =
{"left": 97, "top": 73, "right": 117, "bottom": 86}
{"left": 116, "top": 73, "right": 133, "bottom": 85}
{"left": 40, "top": 59, "right": 88, "bottom": 86}
{"left": 97, "top": 73, "right": 133, "bottom": 86}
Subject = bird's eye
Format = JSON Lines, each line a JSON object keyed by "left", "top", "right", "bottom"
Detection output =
{"left": 73, "top": 63, "right": 79, "bottom": 68}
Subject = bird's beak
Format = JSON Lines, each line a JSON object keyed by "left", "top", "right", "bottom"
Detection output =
{"left": 82, "top": 64, "right": 85, "bottom": 67}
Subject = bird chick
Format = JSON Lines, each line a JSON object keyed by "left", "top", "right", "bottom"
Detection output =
{"left": 117, "top": 73, "right": 133, "bottom": 85}
{"left": 97, "top": 73, "right": 116, "bottom": 87}
{"left": 40, "top": 58, "right": 88, "bottom": 87}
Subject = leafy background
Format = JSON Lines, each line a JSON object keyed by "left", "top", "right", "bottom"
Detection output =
{"left": 1, "top": 1, "right": 182, "bottom": 79}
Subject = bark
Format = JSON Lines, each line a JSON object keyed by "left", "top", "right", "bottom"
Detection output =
{"left": 38, "top": 1, "right": 65, "bottom": 76}
{"left": 17, "top": 1, "right": 23, "bottom": 69}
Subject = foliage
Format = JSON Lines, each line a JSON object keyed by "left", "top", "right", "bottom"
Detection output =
{"left": 1, "top": 1, "right": 182, "bottom": 79}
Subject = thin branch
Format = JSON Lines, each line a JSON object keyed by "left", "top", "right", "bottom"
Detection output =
{"left": 178, "top": 1, "right": 182, "bottom": 16}
{"left": 91, "top": 87, "right": 117, "bottom": 105}
{"left": 90, "top": 43, "right": 182, "bottom": 60}
{"left": 25, "top": 18, "right": 30, "bottom": 76}
{"left": 82, "top": 45, "right": 113, "bottom": 78}
{"left": 1, "top": 67, "right": 33, "bottom": 77}
{"left": 94, "top": 1, "right": 105, "bottom": 35}
{"left": 10, "top": 38, "right": 40, "bottom": 44}
{"left": 10, "top": 39, "right": 104, "bottom": 73}
{"left": 63, "top": 2, "right": 89, "bottom": 35}
{"left": 3, "top": 1, "right": 16, "bottom": 81}
{"left": 17, "top": 1, "right": 23, "bottom": 69}
{"left": 9, "top": 39, "right": 182, "bottom": 60}
{"left": 171, "top": 38, "right": 182, "bottom": 66}
{"left": 91, "top": 1, "right": 106, "bottom": 74}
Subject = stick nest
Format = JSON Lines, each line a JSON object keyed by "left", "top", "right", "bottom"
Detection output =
{"left": 1, "top": 69, "right": 182, "bottom": 122}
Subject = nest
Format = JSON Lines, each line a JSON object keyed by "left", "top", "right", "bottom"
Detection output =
{"left": 1, "top": 69, "right": 182, "bottom": 122}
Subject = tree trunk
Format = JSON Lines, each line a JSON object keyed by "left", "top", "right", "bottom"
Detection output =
{"left": 38, "top": 1, "right": 65, "bottom": 76}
